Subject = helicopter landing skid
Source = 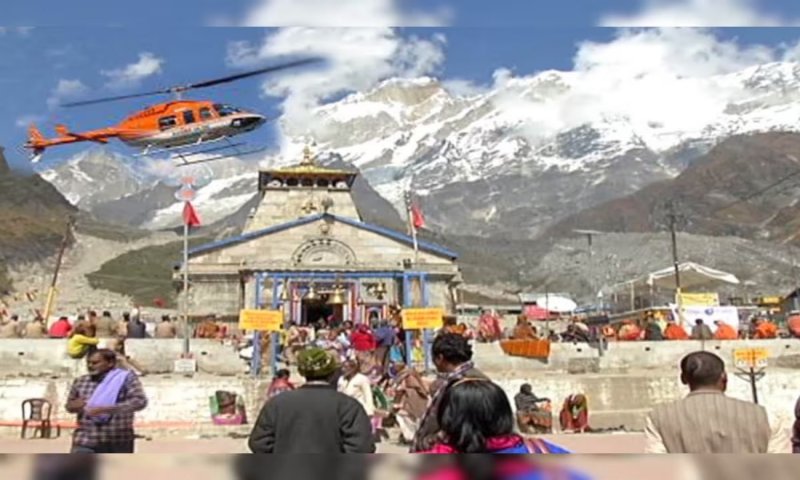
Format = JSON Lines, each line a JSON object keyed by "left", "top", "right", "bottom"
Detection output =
{"left": 173, "top": 146, "right": 267, "bottom": 166}
{"left": 172, "top": 139, "right": 266, "bottom": 166}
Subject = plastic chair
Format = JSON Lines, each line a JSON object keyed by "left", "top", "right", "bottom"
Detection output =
{"left": 21, "top": 398, "right": 60, "bottom": 439}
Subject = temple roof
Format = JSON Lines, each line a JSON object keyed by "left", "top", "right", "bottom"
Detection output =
{"left": 186, "top": 212, "right": 458, "bottom": 260}
{"left": 263, "top": 146, "right": 355, "bottom": 177}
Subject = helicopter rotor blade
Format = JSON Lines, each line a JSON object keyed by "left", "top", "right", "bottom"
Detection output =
{"left": 60, "top": 57, "right": 322, "bottom": 108}
{"left": 60, "top": 89, "right": 172, "bottom": 108}
{"left": 181, "top": 57, "right": 323, "bottom": 91}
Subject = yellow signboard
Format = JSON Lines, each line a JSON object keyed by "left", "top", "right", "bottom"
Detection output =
{"left": 678, "top": 292, "right": 719, "bottom": 307}
{"left": 733, "top": 348, "right": 769, "bottom": 369}
{"left": 402, "top": 308, "right": 444, "bottom": 330}
{"left": 239, "top": 309, "right": 284, "bottom": 332}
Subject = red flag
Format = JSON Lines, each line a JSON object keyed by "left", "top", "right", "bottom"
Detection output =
{"left": 411, "top": 202, "right": 426, "bottom": 230}
{"left": 183, "top": 201, "right": 201, "bottom": 227}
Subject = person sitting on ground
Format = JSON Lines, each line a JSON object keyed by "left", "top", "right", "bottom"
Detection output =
{"left": 248, "top": 347, "right": 375, "bottom": 453}
{"left": 645, "top": 351, "right": 790, "bottom": 453}
{"left": 49, "top": 316, "right": 72, "bottom": 338}
{"left": 24, "top": 315, "right": 48, "bottom": 338}
{"left": 514, "top": 383, "right": 552, "bottom": 434}
{"left": 787, "top": 312, "right": 800, "bottom": 339}
{"left": 617, "top": 319, "right": 642, "bottom": 341}
{"left": 691, "top": 319, "right": 713, "bottom": 340}
{"left": 664, "top": 319, "right": 689, "bottom": 340}
{"left": 644, "top": 320, "right": 664, "bottom": 341}
{"left": 559, "top": 394, "right": 590, "bottom": 433}
{"left": 754, "top": 317, "right": 779, "bottom": 339}
{"left": 154, "top": 315, "right": 177, "bottom": 338}
{"left": 266, "top": 369, "right": 295, "bottom": 401}
{"left": 126, "top": 314, "right": 147, "bottom": 339}
{"left": 713, "top": 320, "right": 738, "bottom": 340}
{"left": 420, "top": 378, "right": 571, "bottom": 454}
{"left": 94, "top": 311, "right": 117, "bottom": 338}
{"left": 512, "top": 315, "right": 538, "bottom": 340}
{"left": 67, "top": 322, "right": 99, "bottom": 360}
{"left": 0, "top": 314, "right": 22, "bottom": 338}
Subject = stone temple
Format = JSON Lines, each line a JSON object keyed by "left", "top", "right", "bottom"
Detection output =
{"left": 179, "top": 147, "right": 461, "bottom": 323}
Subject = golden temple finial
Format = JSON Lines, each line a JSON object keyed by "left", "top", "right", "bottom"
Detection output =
{"left": 301, "top": 145, "right": 315, "bottom": 166}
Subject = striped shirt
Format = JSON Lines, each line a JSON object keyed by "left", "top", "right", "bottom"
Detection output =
{"left": 67, "top": 372, "right": 148, "bottom": 448}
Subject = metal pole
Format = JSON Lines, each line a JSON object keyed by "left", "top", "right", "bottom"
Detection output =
{"left": 669, "top": 206, "right": 685, "bottom": 328}
{"left": 182, "top": 216, "right": 190, "bottom": 355}
{"left": 42, "top": 217, "right": 73, "bottom": 322}
{"left": 251, "top": 274, "right": 262, "bottom": 378}
{"left": 749, "top": 367, "right": 759, "bottom": 404}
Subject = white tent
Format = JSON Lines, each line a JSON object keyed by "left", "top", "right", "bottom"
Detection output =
{"left": 645, "top": 262, "right": 740, "bottom": 290}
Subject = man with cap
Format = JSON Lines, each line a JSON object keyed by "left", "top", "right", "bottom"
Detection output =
{"left": 248, "top": 347, "right": 375, "bottom": 453}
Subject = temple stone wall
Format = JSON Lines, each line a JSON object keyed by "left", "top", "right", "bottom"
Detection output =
{"left": 245, "top": 189, "right": 360, "bottom": 233}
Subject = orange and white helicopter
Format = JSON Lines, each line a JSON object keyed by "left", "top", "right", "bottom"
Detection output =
{"left": 24, "top": 58, "right": 320, "bottom": 165}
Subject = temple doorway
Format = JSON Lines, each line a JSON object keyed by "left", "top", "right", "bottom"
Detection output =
{"left": 302, "top": 299, "right": 343, "bottom": 326}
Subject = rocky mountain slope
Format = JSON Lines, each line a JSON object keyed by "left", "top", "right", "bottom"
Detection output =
{"left": 0, "top": 146, "right": 77, "bottom": 293}
{"left": 545, "top": 132, "right": 800, "bottom": 244}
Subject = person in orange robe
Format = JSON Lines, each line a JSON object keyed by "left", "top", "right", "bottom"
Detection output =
{"left": 754, "top": 318, "right": 779, "bottom": 339}
{"left": 663, "top": 320, "right": 689, "bottom": 340}
{"left": 788, "top": 314, "right": 800, "bottom": 339}
{"left": 713, "top": 320, "right": 738, "bottom": 340}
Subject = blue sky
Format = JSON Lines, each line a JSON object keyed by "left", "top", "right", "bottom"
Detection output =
{"left": 3, "top": 26, "right": 800, "bottom": 169}
{"left": 4, "top": 1, "right": 800, "bottom": 169}
{"left": 4, "top": 1, "right": 800, "bottom": 27}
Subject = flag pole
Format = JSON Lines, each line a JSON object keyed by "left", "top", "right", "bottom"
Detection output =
{"left": 406, "top": 189, "right": 419, "bottom": 264}
{"left": 182, "top": 202, "right": 190, "bottom": 356}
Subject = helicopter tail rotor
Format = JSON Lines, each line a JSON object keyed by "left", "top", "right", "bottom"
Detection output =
{"left": 25, "top": 125, "right": 46, "bottom": 163}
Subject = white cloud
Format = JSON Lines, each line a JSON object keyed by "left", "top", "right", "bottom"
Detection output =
{"left": 229, "top": 27, "right": 446, "bottom": 138}
{"left": 239, "top": 0, "right": 451, "bottom": 27}
{"left": 15, "top": 114, "right": 45, "bottom": 128}
{"left": 47, "top": 79, "right": 88, "bottom": 109}
{"left": 0, "top": 27, "right": 33, "bottom": 36}
{"left": 600, "top": 0, "right": 800, "bottom": 27}
{"left": 101, "top": 52, "right": 164, "bottom": 90}
{"left": 480, "top": 28, "right": 797, "bottom": 150}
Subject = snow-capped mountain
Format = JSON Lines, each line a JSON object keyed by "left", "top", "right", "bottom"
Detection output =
{"left": 38, "top": 148, "right": 145, "bottom": 208}
{"left": 39, "top": 61, "right": 800, "bottom": 237}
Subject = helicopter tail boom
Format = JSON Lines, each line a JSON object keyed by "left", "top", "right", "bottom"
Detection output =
{"left": 24, "top": 123, "right": 118, "bottom": 162}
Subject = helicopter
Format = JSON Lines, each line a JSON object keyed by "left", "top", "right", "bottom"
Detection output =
{"left": 24, "top": 58, "right": 321, "bottom": 166}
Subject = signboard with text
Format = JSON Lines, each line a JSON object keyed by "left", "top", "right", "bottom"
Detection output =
{"left": 677, "top": 292, "right": 719, "bottom": 307}
{"left": 239, "top": 309, "right": 284, "bottom": 332}
{"left": 733, "top": 348, "right": 769, "bottom": 369}
{"left": 402, "top": 308, "right": 444, "bottom": 330}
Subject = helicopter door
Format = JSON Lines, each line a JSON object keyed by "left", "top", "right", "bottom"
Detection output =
{"left": 182, "top": 110, "right": 196, "bottom": 125}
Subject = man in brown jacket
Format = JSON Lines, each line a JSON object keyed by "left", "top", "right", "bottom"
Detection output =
{"left": 410, "top": 333, "right": 488, "bottom": 452}
{"left": 645, "top": 351, "right": 790, "bottom": 453}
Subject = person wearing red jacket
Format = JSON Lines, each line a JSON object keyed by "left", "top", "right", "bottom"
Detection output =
{"left": 350, "top": 323, "right": 376, "bottom": 372}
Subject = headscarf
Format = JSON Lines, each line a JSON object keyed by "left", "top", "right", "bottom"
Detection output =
{"left": 297, "top": 347, "right": 338, "bottom": 378}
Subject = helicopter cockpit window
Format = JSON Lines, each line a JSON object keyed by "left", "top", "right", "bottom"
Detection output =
{"left": 199, "top": 107, "right": 214, "bottom": 121}
{"left": 158, "top": 115, "right": 177, "bottom": 131}
{"left": 213, "top": 104, "right": 241, "bottom": 117}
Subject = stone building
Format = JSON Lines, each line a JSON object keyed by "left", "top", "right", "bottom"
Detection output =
{"left": 179, "top": 147, "right": 461, "bottom": 323}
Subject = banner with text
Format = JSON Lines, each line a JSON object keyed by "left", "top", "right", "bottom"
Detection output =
{"left": 239, "top": 309, "right": 284, "bottom": 332}
{"left": 677, "top": 292, "right": 719, "bottom": 307}
{"left": 402, "top": 308, "right": 444, "bottom": 330}
{"left": 670, "top": 305, "right": 740, "bottom": 332}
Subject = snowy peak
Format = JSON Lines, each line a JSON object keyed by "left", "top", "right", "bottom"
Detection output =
{"left": 38, "top": 148, "right": 145, "bottom": 208}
